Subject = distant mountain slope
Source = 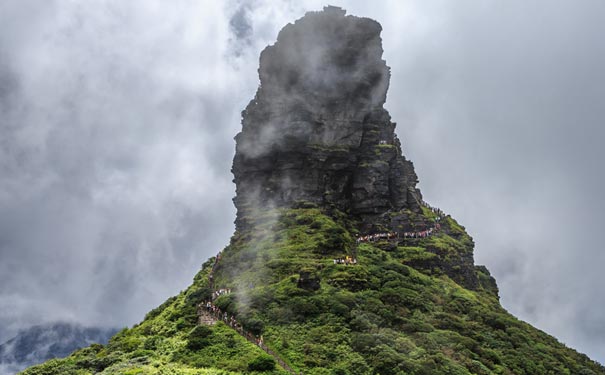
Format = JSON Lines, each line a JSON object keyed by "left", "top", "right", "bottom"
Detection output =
{"left": 0, "top": 322, "right": 117, "bottom": 375}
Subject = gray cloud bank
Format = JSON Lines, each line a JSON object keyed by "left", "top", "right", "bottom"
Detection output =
{"left": 0, "top": 0, "right": 247, "bottom": 340}
{"left": 1, "top": 0, "right": 604, "bottom": 365}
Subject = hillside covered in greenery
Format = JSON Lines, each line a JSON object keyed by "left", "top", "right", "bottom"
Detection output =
{"left": 22, "top": 6, "right": 605, "bottom": 375}
{"left": 22, "top": 204, "right": 605, "bottom": 374}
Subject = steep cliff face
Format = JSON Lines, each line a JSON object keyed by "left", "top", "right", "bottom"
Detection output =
{"left": 232, "top": 6, "right": 478, "bottom": 289}
{"left": 232, "top": 6, "right": 422, "bottom": 232}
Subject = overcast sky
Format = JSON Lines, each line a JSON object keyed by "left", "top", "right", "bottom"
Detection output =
{"left": 1, "top": 0, "right": 604, "bottom": 365}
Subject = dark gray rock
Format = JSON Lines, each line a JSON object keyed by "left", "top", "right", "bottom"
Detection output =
{"left": 396, "top": 218, "right": 481, "bottom": 290}
{"left": 232, "top": 6, "right": 422, "bottom": 232}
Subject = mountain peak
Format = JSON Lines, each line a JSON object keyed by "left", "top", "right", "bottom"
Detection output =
{"left": 233, "top": 7, "right": 421, "bottom": 232}
{"left": 22, "top": 8, "right": 605, "bottom": 375}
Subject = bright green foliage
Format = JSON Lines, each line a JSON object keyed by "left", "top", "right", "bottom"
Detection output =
{"left": 21, "top": 206, "right": 605, "bottom": 375}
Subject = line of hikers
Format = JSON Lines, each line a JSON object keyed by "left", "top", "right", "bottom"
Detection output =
{"left": 355, "top": 201, "right": 446, "bottom": 243}
{"left": 401, "top": 223, "right": 441, "bottom": 239}
{"left": 356, "top": 223, "right": 442, "bottom": 243}
{"left": 200, "top": 301, "right": 264, "bottom": 346}
{"left": 356, "top": 232, "right": 398, "bottom": 243}
{"left": 202, "top": 253, "right": 301, "bottom": 374}
{"left": 204, "top": 254, "right": 263, "bottom": 344}
{"left": 333, "top": 256, "right": 357, "bottom": 265}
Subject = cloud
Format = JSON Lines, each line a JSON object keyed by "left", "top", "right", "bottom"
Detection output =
{"left": 0, "top": 0, "right": 245, "bottom": 339}
{"left": 229, "top": 1, "right": 254, "bottom": 50}
{"left": 0, "top": 0, "right": 604, "bottom": 366}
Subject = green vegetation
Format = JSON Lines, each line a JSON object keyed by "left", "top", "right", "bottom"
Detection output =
{"left": 308, "top": 143, "right": 351, "bottom": 153}
{"left": 21, "top": 206, "right": 604, "bottom": 375}
{"left": 373, "top": 144, "right": 396, "bottom": 156}
{"left": 248, "top": 355, "right": 275, "bottom": 371}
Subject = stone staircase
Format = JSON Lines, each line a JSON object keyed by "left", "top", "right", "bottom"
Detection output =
{"left": 197, "top": 304, "right": 299, "bottom": 374}
{"left": 199, "top": 253, "right": 300, "bottom": 374}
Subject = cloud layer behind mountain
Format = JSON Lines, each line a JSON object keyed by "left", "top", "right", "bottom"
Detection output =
{"left": 1, "top": 0, "right": 603, "bottom": 364}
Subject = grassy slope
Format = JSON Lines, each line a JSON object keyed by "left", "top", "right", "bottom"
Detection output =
{"left": 21, "top": 206, "right": 605, "bottom": 375}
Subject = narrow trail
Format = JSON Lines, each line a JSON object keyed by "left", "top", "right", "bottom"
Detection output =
{"left": 356, "top": 203, "right": 446, "bottom": 244}
{"left": 198, "top": 253, "right": 301, "bottom": 375}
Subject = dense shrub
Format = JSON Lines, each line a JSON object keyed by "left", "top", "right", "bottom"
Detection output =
{"left": 244, "top": 317, "right": 265, "bottom": 335}
{"left": 142, "top": 335, "right": 162, "bottom": 350}
{"left": 187, "top": 325, "right": 213, "bottom": 351}
{"left": 248, "top": 354, "right": 276, "bottom": 371}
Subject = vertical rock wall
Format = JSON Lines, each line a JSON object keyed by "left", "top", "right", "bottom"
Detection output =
{"left": 232, "top": 6, "right": 422, "bottom": 231}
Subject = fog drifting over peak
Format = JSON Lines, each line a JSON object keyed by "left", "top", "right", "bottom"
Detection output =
{"left": 1, "top": 0, "right": 604, "bottom": 364}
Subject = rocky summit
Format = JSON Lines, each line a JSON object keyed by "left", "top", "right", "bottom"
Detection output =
{"left": 23, "top": 7, "right": 605, "bottom": 375}
{"left": 233, "top": 6, "right": 421, "bottom": 232}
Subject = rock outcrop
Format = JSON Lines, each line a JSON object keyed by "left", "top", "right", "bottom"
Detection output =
{"left": 232, "top": 6, "right": 422, "bottom": 232}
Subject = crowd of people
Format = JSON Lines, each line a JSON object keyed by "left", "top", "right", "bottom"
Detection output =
{"left": 199, "top": 297, "right": 299, "bottom": 373}
{"left": 355, "top": 202, "right": 447, "bottom": 243}
{"left": 212, "top": 288, "right": 232, "bottom": 300}
{"left": 356, "top": 224, "right": 441, "bottom": 243}
{"left": 197, "top": 247, "right": 309, "bottom": 373}
{"left": 333, "top": 256, "right": 357, "bottom": 265}
{"left": 201, "top": 250, "right": 267, "bottom": 346}
{"left": 400, "top": 224, "right": 440, "bottom": 239}
{"left": 356, "top": 232, "right": 398, "bottom": 243}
